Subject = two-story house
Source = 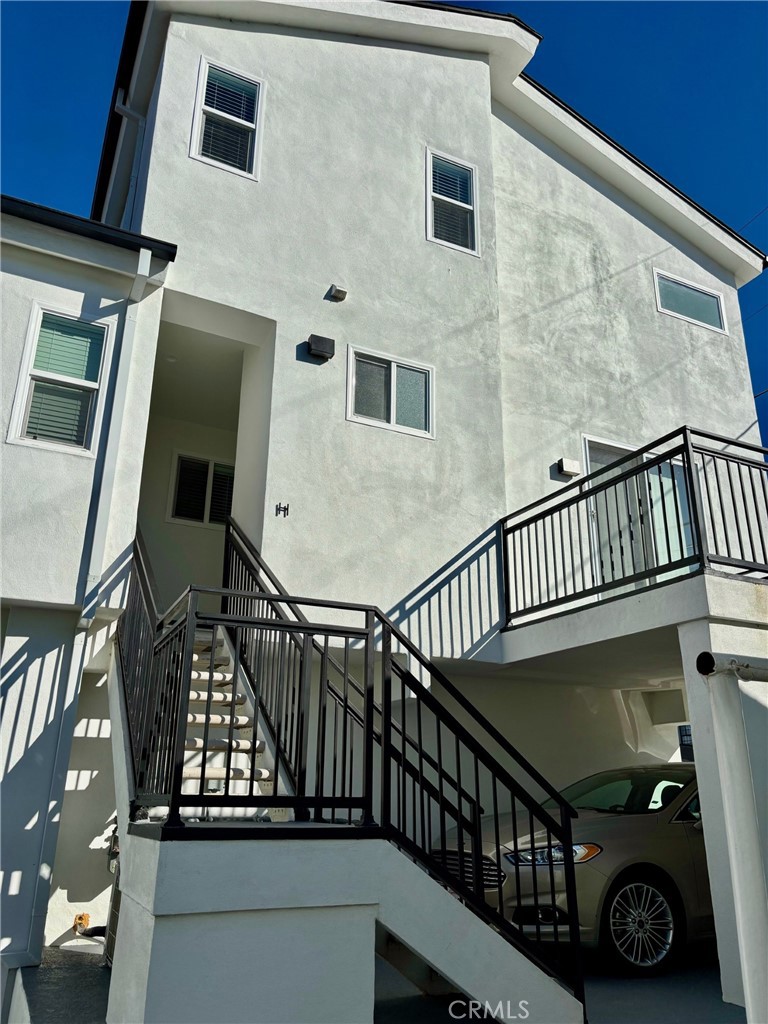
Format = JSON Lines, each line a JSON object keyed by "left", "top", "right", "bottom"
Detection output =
{"left": 2, "top": 2, "right": 766, "bottom": 1022}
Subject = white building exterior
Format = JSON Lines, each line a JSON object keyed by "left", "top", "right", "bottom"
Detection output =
{"left": 1, "top": 2, "right": 767, "bottom": 1022}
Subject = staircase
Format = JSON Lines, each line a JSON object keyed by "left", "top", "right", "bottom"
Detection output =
{"left": 115, "top": 519, "right": 586, "bottom": 1014}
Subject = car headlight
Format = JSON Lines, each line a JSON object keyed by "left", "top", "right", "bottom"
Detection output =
{"left": 504, "top": 843, "right": 602, "bottom": 866}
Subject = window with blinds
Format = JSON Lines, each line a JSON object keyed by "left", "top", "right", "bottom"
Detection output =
{"left": 348, "top": 348, "right": 433, "bottom": 438}
{"left": 427, "top": 151, "right": 478, "bottom": 254}
{"left": 22, "top": 312, "right": 107, "bottom": 448}
{"left": 169, "top": 455, "right": 235, "bottom": 527}
{"left": 194, "top": 61, "right": 261, "bottom": 176}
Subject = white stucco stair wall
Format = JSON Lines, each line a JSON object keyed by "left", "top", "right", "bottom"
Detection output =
{"left": 108, "top": 833, "right": 582, "bottom": 1024}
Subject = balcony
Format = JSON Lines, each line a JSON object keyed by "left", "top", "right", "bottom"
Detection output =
{"left": 501, "top": 427, "right": 768, "bottom": 627}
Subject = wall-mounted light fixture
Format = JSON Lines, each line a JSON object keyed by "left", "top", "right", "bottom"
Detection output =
{"left": 328, "top": 284, "right": 347, "bottom": 302}
{"left": 308, "top": 334, "right": 335, "bottom": 361}
{"left": 557, "top": 457, "right": 581, "bottom": 477}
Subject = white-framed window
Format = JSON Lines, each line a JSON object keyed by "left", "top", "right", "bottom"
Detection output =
{"left": 190, "top": 57, "right": 264, "bottom": 179}
{"left": 7, "top": 305, "right": 112, "bottom": 456}
{"left": 653, "top": 269, "right": 727, "bottom": 334}
{"left": 346, "top": 346, "right": 434, "bottom": 439}
{"left": 426, "top": 148, "right": 479, "bottom": 255}
{"left": 167, "top": 453, "right": 235, "bottom": 529}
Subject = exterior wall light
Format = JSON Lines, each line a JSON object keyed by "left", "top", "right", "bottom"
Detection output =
{"left": 308, "top": 334, "right": 335, "bottom": 361}
{"left": 557, "top": 457, "right": 581, "bottom": 477}
{"left": 328, "top": 284, "right": 347, "bottom": 302}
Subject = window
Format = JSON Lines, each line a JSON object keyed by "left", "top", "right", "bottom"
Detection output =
{"left": 8, "top": 308, "right": 109, "bottom": 453}
{"left": 653, "top": 270, "right": 726, "bottom": 333}
{"left": 168, "top": 455, "right": 234, "bottom": 527}
{"left": 427, "top": 149, "right": 479, "bottom": 254}
{"left": 347, "top": 348, "right": 434, "bottom": 438}
{"left": 678, "top": 724, "right": 694, "bottom": 762}
{"left": 191, "top": 59, "right": 263, "bottom": 178}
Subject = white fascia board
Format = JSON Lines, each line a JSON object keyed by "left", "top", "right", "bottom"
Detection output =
{"left": 156, "top": 0, "right": 539, "bottom": 83}
{"left": 1, "top": 217, "right": 169, "bottom": 284}
{"left": 502, "top": 76, "right": 765, "bottom": 287}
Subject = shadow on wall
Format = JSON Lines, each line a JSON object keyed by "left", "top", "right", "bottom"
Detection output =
{"left": 45, "top": 672, "right": 116, "bottom": 947}
{"left": 0, "top": 626, "right": 78, "bottom": 960}
{"left": 384, "top": 524, "right": 504, "bottom": 661}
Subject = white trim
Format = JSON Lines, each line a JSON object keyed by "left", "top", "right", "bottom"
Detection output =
{"left": 6, "top": 302, "right": 114, "bottom": 458}
{"left": 189, "top": 56, "right": 266, "bottom": 182}
{"left": 165, "top": 450, "right": 234, "bottom": 530}
{"left": 346, "top": 345, "right": 435, "bottom": 440}
{"left": 652, "top": 268, "right": 728, "bottom": 335}
{"left": 425, "top": 147, "right": 480, "bottom": 258}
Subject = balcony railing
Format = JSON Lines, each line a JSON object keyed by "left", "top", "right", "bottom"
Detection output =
{"left": 501, "top": 427, "right": 768, "bottom": 626}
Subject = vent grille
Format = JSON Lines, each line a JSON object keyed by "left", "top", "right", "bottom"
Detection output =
{"left": 433, "top": 849, "right": 505, "bottom": 890}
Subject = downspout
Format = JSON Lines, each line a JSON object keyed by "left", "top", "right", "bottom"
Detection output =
{"left": 78, "top": 246, "right": 153, "bottom": 628}
{"left": 696, "top": 651, "right": 768, "bottom": 1024}
{"left": 115, "top": 89, "right": 146, "bottom": 233}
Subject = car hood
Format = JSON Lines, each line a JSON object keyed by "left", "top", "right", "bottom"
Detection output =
{"left": 441, "top": 808, "right": 650, "bottom": 855}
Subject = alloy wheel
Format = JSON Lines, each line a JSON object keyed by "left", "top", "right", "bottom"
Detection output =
{"left": 608, "top": 881, "right": 675, "bottom": 967}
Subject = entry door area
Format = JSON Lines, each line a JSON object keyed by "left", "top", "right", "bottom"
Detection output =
{"left": 586, "top": 441, "right": 647, "bottom": 590}
{"left": 586, "top": 440, "right": 695, "bottom": 593}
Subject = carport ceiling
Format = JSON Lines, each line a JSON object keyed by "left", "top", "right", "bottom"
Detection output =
{"left": 440, "top": 626, "right": 684, "bottom": 689}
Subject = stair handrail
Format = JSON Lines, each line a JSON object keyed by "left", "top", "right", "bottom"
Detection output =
{"left": 226, "top": 518, "right": 574, "bottom": 816}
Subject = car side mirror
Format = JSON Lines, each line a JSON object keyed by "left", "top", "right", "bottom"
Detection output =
{"left": 693, "top": 819, "right": 704, "bottom": 832}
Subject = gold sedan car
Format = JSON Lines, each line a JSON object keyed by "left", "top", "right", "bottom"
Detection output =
{"left": 440, "top": 764, "right": 712, "bottom": 973}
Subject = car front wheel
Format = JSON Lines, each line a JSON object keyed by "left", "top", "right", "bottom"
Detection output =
{"left": 602, "top": 876, "right": 682, "bottom": 973}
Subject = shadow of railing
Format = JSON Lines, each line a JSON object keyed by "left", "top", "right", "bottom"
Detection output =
{"left": 384, "top": 524, "right": 504, "bottom": 662}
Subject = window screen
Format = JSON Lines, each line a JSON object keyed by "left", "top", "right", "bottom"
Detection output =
{"left": 351, "top": 351, "right": 431, "bottom": 436}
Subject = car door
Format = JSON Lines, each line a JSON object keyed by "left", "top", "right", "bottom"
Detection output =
{"left": 677, "top": 792, "right": 714, "bottom": 934}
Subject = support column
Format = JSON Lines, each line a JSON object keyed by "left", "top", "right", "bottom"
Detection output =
{"left": 679, "top": 620, "right": 768, "bottom": 1022}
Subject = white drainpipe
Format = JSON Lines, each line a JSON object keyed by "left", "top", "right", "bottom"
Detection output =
{"left": 115, "top": 89, "right": 146, "bottom": 233}
{"left": 78, "top": 246, "right": 153, "bottom": 628}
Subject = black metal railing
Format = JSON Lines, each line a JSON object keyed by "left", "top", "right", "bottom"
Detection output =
{"left": 115, "top": 518, "right": 584, "bottom": 1000}
{"left": 501, "top": 426, "right": 768, "bottom": 625}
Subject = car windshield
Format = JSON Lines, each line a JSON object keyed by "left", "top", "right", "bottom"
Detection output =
{"left": 543, "top": 766, "right": 695, "bottom": 815}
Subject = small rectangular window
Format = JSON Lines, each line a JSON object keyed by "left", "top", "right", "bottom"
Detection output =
{"left": 192, "top": 59, "right": 263, "bottom": 178}
{"left": 15, "top": 311, "right": 108, "bottom": 450}
{"left": 654, "top": 270, "right": 726, "bottom": 333}
{"left": 427, "top": 150, "right": 478, "bottom": 255}
{"left": 348, "top": 348, "right": 433, "bottom": 438}
{"left": 169, "top": 454, "right": 234, "bottom": 527}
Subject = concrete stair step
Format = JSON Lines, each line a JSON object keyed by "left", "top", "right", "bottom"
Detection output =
{"left": 188, "top": 690, "right": 245, "bottom": 705}
{"left": 189, "top": 669, "right": 234, "bottom": 686}
{"left": 192, "top": 651, "right": 230, "bottom": 667}
{"left": 181, "top": 766, "right": 272, "bottom": 781}
{"left": 184, "top": 737, "right": 263, "bottom": 753}
{"left": 186, "top": 712, "right": 253, "bottom": 728}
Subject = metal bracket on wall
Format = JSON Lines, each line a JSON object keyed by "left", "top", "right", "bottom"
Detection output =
{"left": 276, "top": 503, "right": 290, "bottom": 518}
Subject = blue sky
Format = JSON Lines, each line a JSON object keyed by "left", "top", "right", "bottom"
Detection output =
{"left": 2, "top": 0, "right": 766, "bottom": 439}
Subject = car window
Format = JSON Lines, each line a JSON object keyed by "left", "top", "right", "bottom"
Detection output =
{"left": 648, "top": 780, "right": 685, "bottom": 810}
{"left": 554, "top": 767, "right": 695, "bottom": 814}
{"left": 676, "top": 793, "right": 701, "bottom": 822}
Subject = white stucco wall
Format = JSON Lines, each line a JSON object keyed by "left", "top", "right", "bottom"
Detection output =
{"left": 1, "top": 240, "right": 164, "bottom": 609}
{"left": 44, "top": 671, "right": 116, "bottom": 950}
{"left": 0, "top": 609, "right": 83, "bottom": 966}
{"left": 136, "top": 15, "right": 507, "bottom": 636}
{"left": 108, "top": 833, "right": 582, "bottom": 1024}
{"left": 491, "top": 101, "right": 760, "bottom": 513}
{"left": 137, "top": 413, "right": 237, "bottom": 607}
